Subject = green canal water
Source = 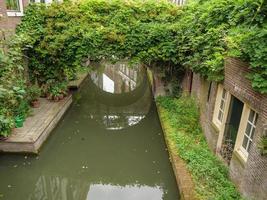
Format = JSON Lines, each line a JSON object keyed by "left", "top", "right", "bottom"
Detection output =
{"left": 0, "top": 61, "right": 180, "bottom": 200}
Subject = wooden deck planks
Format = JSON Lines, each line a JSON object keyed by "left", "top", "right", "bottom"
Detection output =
{"left": 0, "top": 95, "right": 72, "bottom": 153}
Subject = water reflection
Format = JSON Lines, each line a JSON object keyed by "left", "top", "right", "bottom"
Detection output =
{"left": 0, "top": 60, "right": 179, "bottom": 200}
{"left": 87, "top": 184, "right": 163, "bottom": 200}
{"left": 102, "top": 115, "right": 145, "bottom": 130}
{"left": 91, "top": 61, "right": 142, "bottom": 94}
{"left": 28, "top": 176, "right": 164, "bottom": 200}
{"left": 88, "top": 61, "right": 150, "bottom": 130}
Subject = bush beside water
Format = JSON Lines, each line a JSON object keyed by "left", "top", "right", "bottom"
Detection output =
{"left": 156, "top": 96, "right": 242, "bottom": 200}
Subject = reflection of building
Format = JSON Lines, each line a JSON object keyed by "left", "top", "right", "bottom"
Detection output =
{"left": 28, "top": 176, "right": 88, "bottom": 200}
{"left": 29, "top": 176, "right": 163, "bottom": 200}
{"left": 181, "top": 58, "right": 267, "bottom": 200}
{"left": 87, "top": 183, "right": 163, "bottom": 200}
{"left": 91, "top": 61, "right": 141, "bottom": 94}
{"left": 89, "top": 61, "right": 151, "bottom": 130}
{"left": 118, "top": 63, "right": 138, "bottom": 91}
{"left": 170, "top": 0, "right": 186, "bottom": 6}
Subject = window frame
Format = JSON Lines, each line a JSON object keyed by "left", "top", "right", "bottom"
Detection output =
{"left": 6, "top": 0, "right": 24, "bottom": 17}
{"left": 234, "top": 105, "right": 258, "bottom": 162}
{"left": 212, "top": 84, "right": 230, "bottom": 130}
{"left": 30, "top": 0, "right": 61, "bottom": 4}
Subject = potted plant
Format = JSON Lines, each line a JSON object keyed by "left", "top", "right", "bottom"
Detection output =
{"left": 0, "top": 115, "right": 15, "bottom": 140}
{"left": 27, "top": 85, "right": 41, "bottom": 108}
{"left": 14, "top": 115, "right": 24, "bottom": 128}
{"left": 47, "top": 85, "right": 61, "bottom": 101}
{"left": 47, "top": 81, "right": 68, "bottom": 102}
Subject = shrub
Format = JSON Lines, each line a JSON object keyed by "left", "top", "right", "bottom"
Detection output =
{"left": 16, "top": 0, "right": 267, "bottom": 93}
{"left": 0, "top": 34, "right": 27, "bottom": 136}
{"left": 156, "top": 96, "right": 242, "bottom": 199}
{"left": 27, "top": 85, "right": 41, "bottom": 102}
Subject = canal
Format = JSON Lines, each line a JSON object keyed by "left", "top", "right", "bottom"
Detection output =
{"left": 0, "top": 61, "right": 180, "bottom": 200}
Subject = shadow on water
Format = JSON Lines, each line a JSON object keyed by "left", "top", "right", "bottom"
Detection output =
{"left": 0, "top": 61, "right": 180, "bottom": 200}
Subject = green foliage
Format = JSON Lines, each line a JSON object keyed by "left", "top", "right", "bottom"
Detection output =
{"left": 259, "top": 134, "right": 267, "bottom": 155}
{"left": 1, "top": 0, "right": 266, "bottom": 135}
{"left": 226, "top": 25, "right": 266, "bottom": 87}
{"left": 0, "top": 114, "right": 15, "bottom": 137}
{"left": 27, "top": 85, "right": 41, "bottom": 102}
{"left": 16, "top": 0, "right": 267, "bottom": 93}
{"left": 46, "top": 81, "right": 68, "bottom": 101}
{"left": 17, "top": 0, "right": 183, "bottom": 87}
{"left": 156, "top": 96, "right": 242, "bottom": 200}
{"left": 0, "top": 34, "right": 28, "bottom": 136}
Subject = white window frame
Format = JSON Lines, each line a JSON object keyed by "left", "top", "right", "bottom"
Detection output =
{"left": 171, "top": 0, "right": 186, "bottom": 5}
{"left": 30, "top": 0, "right": 62, "bottom": 4}
{"left": 234, "top": 105, "right": 258, "bottom": 162}
{"left": 6, "top": 0, "right": 24, "bottom": 17}
{"left": 212, "top": 84, "right": 230, "bottom": 130}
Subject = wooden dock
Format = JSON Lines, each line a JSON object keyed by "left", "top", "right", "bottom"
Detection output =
{"left": 0, "top": 96, "right": 72, "bottom": 154}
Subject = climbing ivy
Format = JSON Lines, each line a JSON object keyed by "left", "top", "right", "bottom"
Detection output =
{"left": 13, "top": 0, "right": 267, "bottom": 94}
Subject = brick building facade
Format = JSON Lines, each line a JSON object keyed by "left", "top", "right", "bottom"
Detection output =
{"left": 0, "top": 0, "right": 29, "bottom": 35}
{"left": 0, "top": 0, "right": 61, "bottom": 36}
{"left": 182, "top": 57, "right": 267, "bottom": 200}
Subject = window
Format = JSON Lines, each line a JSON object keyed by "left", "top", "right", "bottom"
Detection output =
{"left": 234, "top": 105, "right": 259, "bottom": 162}
{"left": 241, "top": 110, "right": 258, "bottom": 153}
{"left": 6, "top": 0, "right": 23, "bottom": 16}
{"left": 218, "top": 89, "right": 227, "bottom": 122}
{"left": 30, "top": 0, "right": 58, "bottom": 3}
{"left": 207, "top": 82, "right": 212, "bottom": 102}
{"left": 172, "top": 0, "right": 186, "bottom": 5}
{"left": 213, "top": 85, "right": 230, "bottom": 130}
{"left": 6, "top": 0, "right": 20, "bottom": 11}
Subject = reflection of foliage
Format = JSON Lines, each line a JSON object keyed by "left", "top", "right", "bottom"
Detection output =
{"left": 156, "top": 96, "right": 242, "bottom": 199}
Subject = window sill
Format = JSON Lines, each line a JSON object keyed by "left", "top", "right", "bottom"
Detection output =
{"left": 232, "top": 150, "right": 247, "bottom": 168}
{"left": 7, "top": 11, "right": 23, "bottom": 17}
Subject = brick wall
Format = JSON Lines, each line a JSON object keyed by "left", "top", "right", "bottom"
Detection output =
{"left": 182, "top": 57, "right": 267, "bottom": 199}
{"left": 181, "top": 69, "right": 192, "bottom": 94}
{"left": 181, "top": 72, "right": 219, "bottom": 152}
{"left": 224, "top": 58, "right": 267, "bottom": 200}
{"left": 0, "top": 0, "right": 29, "bottom": 35}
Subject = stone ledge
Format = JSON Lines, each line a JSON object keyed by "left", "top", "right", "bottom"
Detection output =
{"left": 156, "top": 104, "right": 198, "bottom": 200}
{"left": 68, "top": 72, "right": 89, "bottom": 89}
{"left": 0, "top": 95, "right": 72, "bottom": 154}
{"left": 148, "top": 68, "right": 197, "bottom": 200}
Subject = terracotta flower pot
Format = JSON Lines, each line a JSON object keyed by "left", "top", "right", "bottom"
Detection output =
{"left": 0, "top": 136, "right": 8, "bottom": 141}
{"left": 31, "top": 100, "right": 40, "bottom": 108}
{"left": 58, "top": 94, "right": 64, "bottom": 100}
{"left": 53, "top": 96, "right": 60, "bottom": 102}
{"left": 46, "top": 94, "right": 53, "bottom": 100}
